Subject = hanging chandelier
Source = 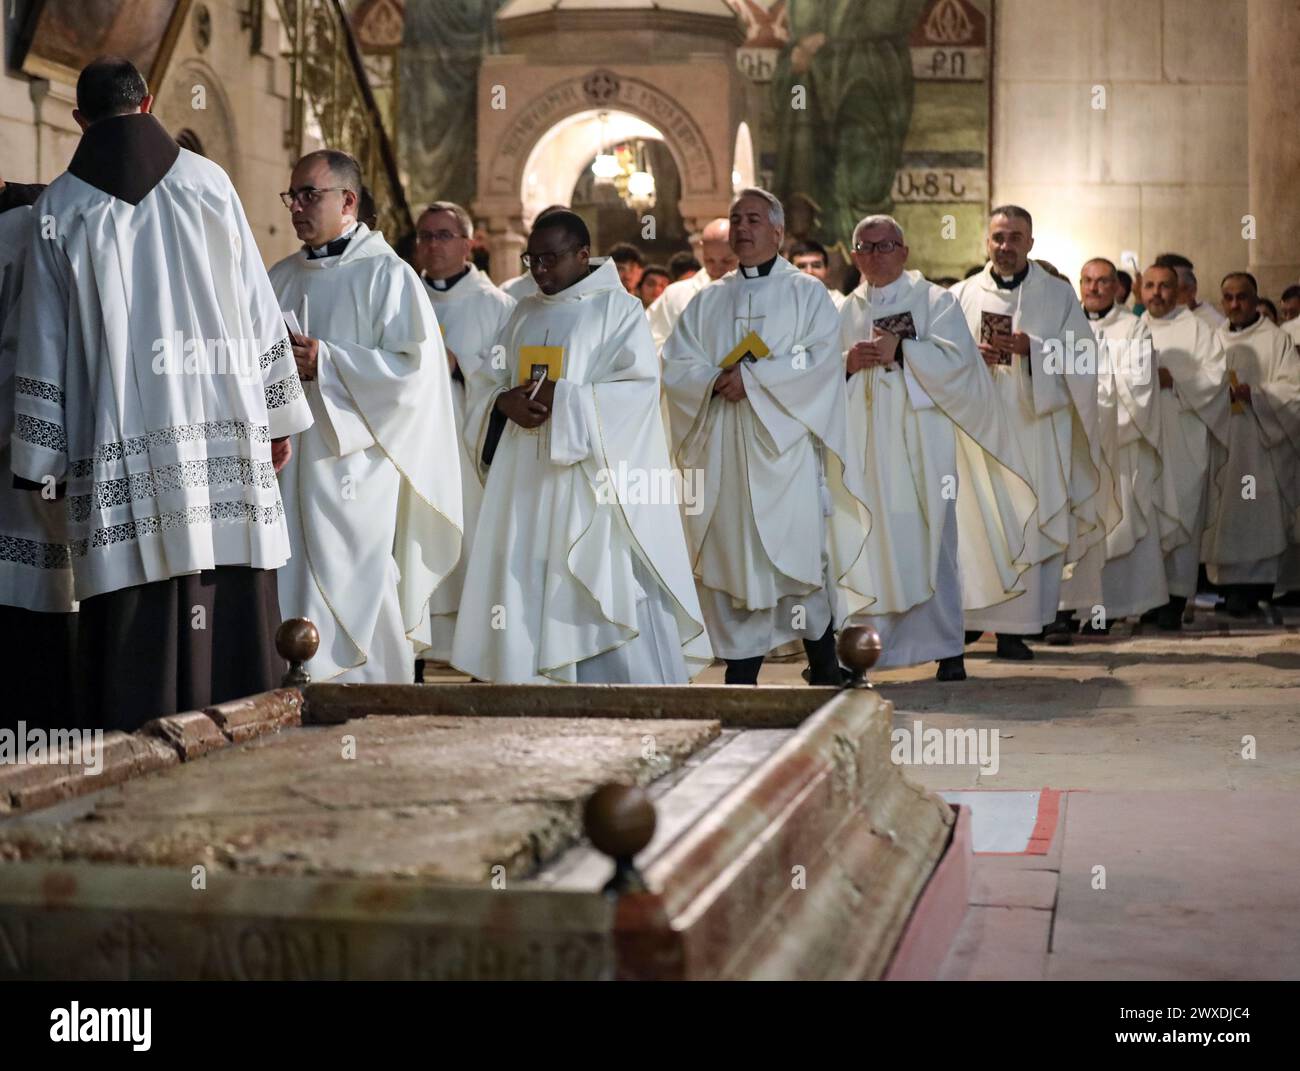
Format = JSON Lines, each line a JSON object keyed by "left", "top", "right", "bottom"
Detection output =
{"left": 589, "top": 113, "right": 657, "bottom": 210}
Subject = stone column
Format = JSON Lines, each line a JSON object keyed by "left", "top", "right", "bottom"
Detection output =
{"left": 1247, "top": 0, "right": 1300, "bottom": 296}
{"left": 475, "top": 204, "right": 527, "bottom": 285}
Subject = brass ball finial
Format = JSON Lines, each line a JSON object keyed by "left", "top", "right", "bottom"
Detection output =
{"left": 837, "top": 625, "right": 883, "bottom": 689}
{"left": 584, "top": 784, "right": 656, "bottom": 895}
{"left": 277, "top": 617, "right": 319, "bottom": 688}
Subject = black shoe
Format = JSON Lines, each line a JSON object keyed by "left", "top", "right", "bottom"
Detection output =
{"left": 995, "top": 634, "right": 1034, "bottom": 660}
{"left": 1156, "top": 596, "right": 1186, "bottom": 631}
{"left": 936, "top": 655, "right": 967, "bottom": 681}
{"left": 964, "top": 630, "right": 983, "bottom": 644}
{"left": 1042, "top": 616, "right": 1074, "bottom": 646}
{"left": 1079, "top": 620, "right": 1111, "bottom": 635}
{"left": 802, "top": 665, "right": 852, "bottom": 686}
{"left": 414, "top": 659, "right": 426, "bottom": 684}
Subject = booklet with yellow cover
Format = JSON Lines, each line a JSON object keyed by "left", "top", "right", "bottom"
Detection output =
{"left": 518, "top": 345, "right": 564, "bottom": 387}
{"left": 720, "top": 330, "right": 771, "bottom": 369}
{"left": 1228, "top": 369, "right": 1245, "bottom": 414}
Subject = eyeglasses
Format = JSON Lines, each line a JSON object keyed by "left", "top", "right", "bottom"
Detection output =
{"left": 280, "top": 186, "right": 349, "bottom": 208}
{"left": 416, "top": 229, "right": 468, "bottom": 244}
{"left": 520, "top": 246, "right": 578, "bottom": 271}
{"left": 853, "top": 239, "right": 902, "bottom": 254}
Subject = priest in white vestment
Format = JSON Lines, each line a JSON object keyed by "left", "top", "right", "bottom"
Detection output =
{"left": 0, "top": 200, "right": 77, "bottom": 731}
{"left": 647, "top": 218, "right": 738, "bottom": 353}
{"left": 1079, "top": 259, "right": 1181, "bottom": 625}
{"left": 412, "top": 201, "right": 515, "bottom": 666}
{"left": 663, "top": 189, "right": 872, "bottom": 685}
{"left": 271, "top": 150, "right": 463, "bottom": 683}
{"left": 450, "top": 211, "right": 710, "bottom": 683}
{"left": 948, "top": 207, "right": 1115, "bottom": 659}
{"left": 1138, "top": 265, "right": 1230, "bottom": 629}
{"left": 838, "top": 216, "right": 1037, "bottom": 680}
{"left": 1203, "top": 273, "right": 1300, "bottom": 614}
{"left": 9, "top": 60, "right": 313, "bottom": 730}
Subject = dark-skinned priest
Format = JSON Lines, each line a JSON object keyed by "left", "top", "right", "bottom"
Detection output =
{"left": 450, "top": 210, "right": 711, "bottom": 683}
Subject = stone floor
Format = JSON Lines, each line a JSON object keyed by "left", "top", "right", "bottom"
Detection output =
{"left": 736, "top": 608, "right": 1300, "bottom": 981}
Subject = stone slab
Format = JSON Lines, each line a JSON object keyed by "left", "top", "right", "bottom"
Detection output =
{"left": 0, "top": 716, "right": 718, "bottom": 885}
{"left": 0, "top": 733, "right": 178, "bottom": 814}
{"left": 138, "top": 710, "right": 229, "bottom": 762}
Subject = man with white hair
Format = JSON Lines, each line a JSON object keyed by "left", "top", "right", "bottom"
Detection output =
{"left": 412, "top": 200, "right": 515, "bottom": 667}
{"left": 838, "top": 215, "right": 1036, "bottom": 680}
{"left": 647, "top": 218, "right": 739, "bottom": 352}
{"left": 663, "top": 188, "right": 871, "bottom": 685}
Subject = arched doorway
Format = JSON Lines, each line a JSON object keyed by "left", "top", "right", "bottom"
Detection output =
{"left": 518, "top": 107, "right": 689, "bottom": 260}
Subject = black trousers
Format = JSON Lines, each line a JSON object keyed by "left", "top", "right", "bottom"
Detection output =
{"left": 78, "top": 567, "right": 283, "bottom": 732}
{"left": 0, "top": 605, "right": 78, "bottom": 733}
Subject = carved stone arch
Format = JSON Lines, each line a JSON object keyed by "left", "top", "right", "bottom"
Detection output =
{"left": 152, "top": 56, "right": 240, "bottom": 186}
{"left": 482, "top": 70, "right": 719, "bottom": 206}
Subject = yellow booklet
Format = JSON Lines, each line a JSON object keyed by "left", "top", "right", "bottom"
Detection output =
{"left": 1229, "top": 369, "right": 1244, "bottom": 414}
{"left": 518, "top": 345, "right": 564, "bottom": 387}
{"left": 720, "top": 330, "right": 771, "bottom": 369}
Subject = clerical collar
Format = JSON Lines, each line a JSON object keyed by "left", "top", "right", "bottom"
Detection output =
{"left": 1228, "top": 312, "right": 1262, "bottom": 332}
{"left": 992, "top": 263, "right": 1031, "bottom": 290}
{"left": 67, "top": 113, "right": 179, "bottom": 206}
{"left": 739, "top": 254, "right": 779, "bottom": 279}
{"left": 865, "top": 274, "right": 905, "bottom": 303}
{"left": 1085, "top": 304, "right": 1114, "bottom": 321}
{"left": 426, "top": 265, "right": 471, "bottom": 292}
{"left": 306, "top": 222, "right": 358, "bottom": 260}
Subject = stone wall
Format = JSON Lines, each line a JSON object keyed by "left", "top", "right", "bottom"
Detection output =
{"left": 0, "top": 0, "right": 304, "bottom": 266}
{"left": 991, "top": 0, "right": 1253, "bottom": 300}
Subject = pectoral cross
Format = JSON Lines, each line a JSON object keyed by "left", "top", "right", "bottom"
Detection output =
{"left": 735, "top": 294, "right": 766, "bottom": 339}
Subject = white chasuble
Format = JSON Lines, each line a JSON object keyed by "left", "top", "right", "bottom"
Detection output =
{"left": 1143, "top": 307, "right": 1230, "bottom": 597}
{"left": 950, "top": 263, "right": 1118, "bottom": 633}
{"left": 10, "top": 143, "right": 313, "bottom": 601}
{"left": 1090, "top": 305, "right": 1177, "bottom": 619}
{"left": 838, "top": 271, "right": 1037, "bottom": 667}
{"left": 662, "top": 257, "right": 872, "bottom": 661}
{"left": 0, "top": 207, "right": 74, "bottom": 613}
{"left": 422, "top": 266, "right": 515, "bottom": 661}
{"left": 1204, "top": 316, "right": 1300, "bottom": 584}
{"left": 271, "top": 226, "right": 463, "bottom": 683}
{"left": 648, "top": 270, "right": 712, "bottom": 354}
{"left": 451, "top": 257, "right": 710, "bottom": 684}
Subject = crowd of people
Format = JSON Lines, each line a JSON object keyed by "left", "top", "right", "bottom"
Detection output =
{"left": 3, "top": 57, "right": 1298, "bottom": 734}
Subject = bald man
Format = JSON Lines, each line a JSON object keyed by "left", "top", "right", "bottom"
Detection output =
{"left": 647, "top": 218, "right": 739, "bottom": 353}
